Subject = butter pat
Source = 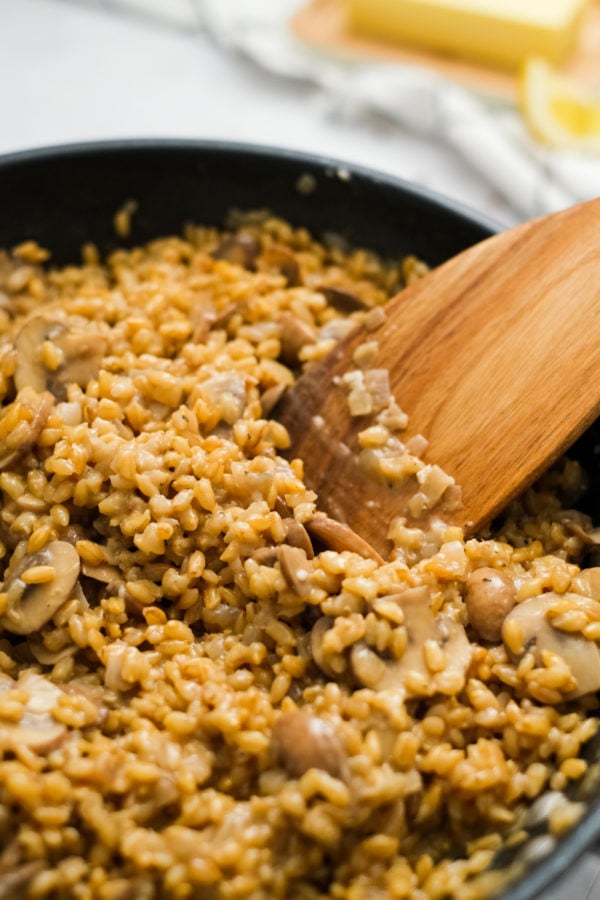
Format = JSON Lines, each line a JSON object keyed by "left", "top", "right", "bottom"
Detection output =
{"left": 345, "top": 0, "right": 589, "bottom": 71}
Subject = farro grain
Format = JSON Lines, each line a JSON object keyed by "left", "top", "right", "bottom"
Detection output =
{"left": 0, "top": 217, "right": 597, "bottom": 900}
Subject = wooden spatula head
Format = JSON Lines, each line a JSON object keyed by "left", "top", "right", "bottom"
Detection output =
{"left": 275, "top": 198, "right": 600, "bottom": 558}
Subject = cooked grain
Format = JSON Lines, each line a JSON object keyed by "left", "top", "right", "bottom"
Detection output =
{"left": 0, "top": 216, "right": 597, "bottom": 899}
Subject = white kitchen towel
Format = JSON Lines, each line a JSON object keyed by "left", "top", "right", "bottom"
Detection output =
{"left": 80, "top": 0, "right": 600, "bottom": 221}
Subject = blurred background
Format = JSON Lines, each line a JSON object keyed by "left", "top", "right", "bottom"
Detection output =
{"left": 2, "top": 1, "right": 600, "bottom": 896}
{"left": 3, "top": 0, "right": 600, "bottom": 230}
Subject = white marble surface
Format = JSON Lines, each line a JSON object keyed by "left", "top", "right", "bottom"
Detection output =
{"left": 1, "top": 2, "right": 600, "bottom": 899}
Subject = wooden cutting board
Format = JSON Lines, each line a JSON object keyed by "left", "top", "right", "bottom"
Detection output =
{"left": 291, "top": 0, "right": 600, "bottom": 102}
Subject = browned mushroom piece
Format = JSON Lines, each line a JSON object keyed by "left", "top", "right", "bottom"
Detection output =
{"left": 318, "top": 285, "right": 369, "bottom": 313}
{"left": 262, "top": 244, "right": 302, "bottom": 287}
{"left": 60, "top": 680, "right": 108, "bottom": 727}
{"left": 212, "top": 233, "right": 260, "bottom": 269}
{"left": 0, "top": 861, "right": 44, "bottom": 900}
{"left": 274, "top": 495, "right": 292, "bottom": 517}
{"left": 260, "top": 383, "right": 287, "bottom": 417}
{"left": 567, "top": 525, "right": 600, "bottom": 566}
{"left": 272, "top": 709, "right": 347, "bottom": 780}
{"left": 250, "top": 546, "right": 280, "bottom": 566}
{"left": 310, "top": 616, "right": 341, "bottom": 679}
{"left": 465, "top": 567, "right": 517, "bottom": 642}
{"left": 282, "top": 517, "right": 314, "bottom": 559}
{"left": 27, "top": 635, "right": 77, "bottom": 666}
{"left": 0, "top": 541, "right": 81, "bottom": 635}
{"left": 0, "top": 670, "right": 67, "bottom": 752}
{"left": 278, "top": 545, "right": 313, "bottom": 597}
{"left": 58, "top": 524, "right": 86, "bottom": 546}
{"left": 278, "top": 312, "right": 316, "bottom": 366}
{"left": 0, "top": 387, "right": 54, "bottom": 471}
{"left": 502, "top": 593, "right": 600, "bottom": 698}
{"left": 80, "top": 560, "right": 122, "bottom": 584}
{"left": 351, "top": 586, "right": 472, "bottom": 698}
{"left": 306, "top": 513, "right": 383, "bottom": 564}
{"left": 14, "top": 316, "right": 107, "bottom": 399}
{"left": 562, "top": 518, "right": 600, "bottom": 546}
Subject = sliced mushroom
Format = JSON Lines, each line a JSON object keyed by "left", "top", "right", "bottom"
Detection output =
{"left": 502, "top": 593, "right": 600, "bottom": 699}
{"left": 0, "top": 388, "right": 54, "bottom": 471}
{"left": 188, "top": 293, "right": 217, "bottom": 343}
{"left": 263, "top": 244, "right": 302, "bottom": 287}
{"left": 0, "top": 541, "right": 80, "bottom": 635}
{"left": 282, "top": 518, "right": 314, "bottom": 559}
{"left": 465, "top": 567, "right": 517, "bottom": 643}
{"left": 319, "top": 285, "right": 369, "bottom": 313}
{"left": 278, "top": 312, "right": 316, "bottom": 366}
{"left": 211, "top": 303, "right": 241, "bottom": 332}
{"left": 310, "top": 616, "right": 339, "bottom": 679}
{"left": 274, "top": 495, "right": 293, "bottom": 517}
{"left": 60, "top": 680, "right": 108, "bottom": 727}
{"left": 0, "top": 861, "right": 44, "bottom": 899}
{"left": 260, "top": 383, "right": 287, "bottom": 417}
{"left": 272, "top": 709, "right": 347, "bottom": 780}
{"left": 58, "top": 524, "right": 86, "bottom": 546}
{"left": 351, "top": 586, "right": 472, "bottom": 698}
{"left": 212, "top": 233, "right": 260, "bottom": 269}
{"left": 278, "top": 545, "right": 313, "bottom": 597}
{"left": 27, "top": 635, "right": 77, "bottom": 666}
{"left": 521, "top": 790, "right": 570, "bottom": 830}
{"left": 250, "top": 546, "right": 280, "bottom": 566}
{"left": 14, "top": 316, "right": 107, "bottom": 399}
{"left": 306, "top": 513, "right": 383, "bottom": 564}
{"left": 80, "top": 561, "right": 122, "bottom": 583}
{"left": 0, "top": 670, "right": 67, "bottom": 752}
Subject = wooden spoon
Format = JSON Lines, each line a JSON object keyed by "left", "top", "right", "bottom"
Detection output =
{"left": 275, "top": 198, "right": 600, "bottom": 558}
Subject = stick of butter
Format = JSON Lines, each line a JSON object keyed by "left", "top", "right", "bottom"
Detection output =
{"left": 344, "top": 0, "right": 589, "bottom": 71}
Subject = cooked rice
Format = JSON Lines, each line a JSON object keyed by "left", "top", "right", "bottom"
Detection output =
{"left": 0, "top": 215, "right": 598, "bottom": 899}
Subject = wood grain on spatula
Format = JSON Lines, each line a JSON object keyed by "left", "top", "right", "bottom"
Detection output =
{"left": 275, "top": 198, "right": 600, "bottom": 558}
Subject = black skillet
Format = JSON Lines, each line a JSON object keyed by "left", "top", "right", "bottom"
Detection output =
{"left": 0, "top": 138, "right": 598, "bottom": 900}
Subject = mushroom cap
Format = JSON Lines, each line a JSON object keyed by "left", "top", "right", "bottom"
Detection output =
{"left": 502, "top": 592, "right": 600, "bottom": 699}
{"left": 272, "top": 709, "right": 347, "bottom": 780}
{"left": 278, "top": 545, "right": 313, "bottom": 597}
{"left": 0, "top": 387, "right": 54, "bottom": 472}
{"left": 212, "top": 233, "right": 260, "bottom": 269}
{"left": 305, "top": 513, "right": 383, "bottom": 564}
{"left": 14, "top": 315, "right": 107, "bottom": 399}
{"left": 465, "top": 566, "right": 517, "bottom": 643}
{"left": 310, "top": 616, "right": 340, "bottom": 679}
{"left": 352, "top": 586, "right": 472, "bottom": 698}
{"left": 0, "top": 541, "right": 81, "bottom": 635}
